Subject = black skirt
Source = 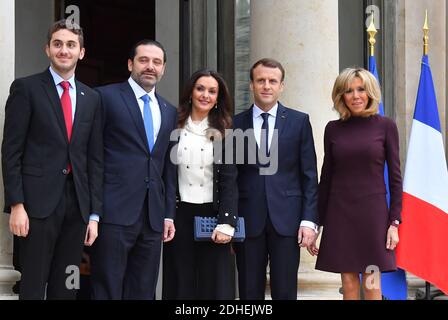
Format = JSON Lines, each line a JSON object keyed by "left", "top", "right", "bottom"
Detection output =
{"left": 162, "top": 202, "right": 236, "bottom": 300}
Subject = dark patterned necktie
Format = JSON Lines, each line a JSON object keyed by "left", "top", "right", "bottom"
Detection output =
{"left": 260, "top": 112, "right": 269, "bottom": 156}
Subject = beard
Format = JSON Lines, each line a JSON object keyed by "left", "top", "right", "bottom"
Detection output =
{"left": 132, "top": 72, "right": 158, "bottom": 91}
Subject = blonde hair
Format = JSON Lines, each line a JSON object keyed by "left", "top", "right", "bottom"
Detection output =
{"left": 332, "top": 68, "right": 381, "bottom": 120}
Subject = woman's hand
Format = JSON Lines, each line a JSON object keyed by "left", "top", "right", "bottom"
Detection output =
{"left": 212, "top": 229, "right": 232, "bottom": 244}
{"left": 386, "top": 225, "right": 399, "bottom": 250}
{"left": 306, "top": 229, "right": 320, "bottom": 256}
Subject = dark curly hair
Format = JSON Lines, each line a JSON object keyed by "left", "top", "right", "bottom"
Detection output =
{"left": 178, "top": 69, "right": 233, "bottom": 136}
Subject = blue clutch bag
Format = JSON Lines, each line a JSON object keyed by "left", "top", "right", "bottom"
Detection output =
{"left": 194, "top": 216, "right": 245, "bottom": 242}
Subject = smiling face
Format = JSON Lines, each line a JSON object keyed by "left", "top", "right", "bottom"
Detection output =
{"left": 343, "top": 77, "right": 369, "bottom": 116}
{"left": 250, "top": 65, "right": 284, "bottom": 112}
{"left": 128, "top": 44, "right": 166, "bottom": 92}
{"left": 190, "top": 76, "right": 219, "bottom": 121}
{"left": 45, "top": 29, "right": 85, "bottom": 78}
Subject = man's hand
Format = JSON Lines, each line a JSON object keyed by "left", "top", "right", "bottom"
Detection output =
{"left": 386, "top": 225, "right": 399, "bottom": 250}
{"left": 163, "top": 220, "right": 176, "bottom": 242}
{"left": 9, "top": 203, "right": 29, "bottom": 237}
{"left": 212, "top": 229, "right": 232, "bottom": 244}
{"left": 298, "top": 226, "right": 316, "bottom": 248}
{"left": 84, "top": 220, "right": 98, "bottom": 246}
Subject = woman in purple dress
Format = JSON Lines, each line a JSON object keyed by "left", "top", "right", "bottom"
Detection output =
{"left": 313, "top": 68, "right": 402, "bottom": 300}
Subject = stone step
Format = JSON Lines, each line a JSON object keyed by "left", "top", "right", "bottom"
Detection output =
{"left": 264, "top": 270, "right": 342, "bottom": 300}
{"left": 264, "top": 271, "right": 428, "bottom": 300}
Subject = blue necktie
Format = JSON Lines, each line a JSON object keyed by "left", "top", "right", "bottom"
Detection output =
{"left": 140, "top": 94, "right": 154, "bottom": 152}
{"left": 260, "top": 113, "right": 269, "bottom": 156}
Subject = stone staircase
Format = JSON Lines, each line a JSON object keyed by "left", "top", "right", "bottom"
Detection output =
{"left": 264, "top": 268, "right": 436, "bottom": 300}
{"left": 264, "top": 264, "right": 343, "bottom": 300}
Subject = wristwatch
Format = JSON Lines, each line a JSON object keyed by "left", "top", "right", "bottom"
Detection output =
{"left": 390, "top": 220, "right": 400, "bottom": 227}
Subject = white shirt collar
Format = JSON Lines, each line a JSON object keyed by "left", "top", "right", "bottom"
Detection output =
{"left": 253, "top": 103, "right": 278, "bottom": 119}
{"left": 185, "top": 116, "right": 209, "bottom": 136}
{"left": 128, "top": 77, "right": 157, "bottom": 102}
{"left": 49, "top": 66, "right": 76, "bottom": 89}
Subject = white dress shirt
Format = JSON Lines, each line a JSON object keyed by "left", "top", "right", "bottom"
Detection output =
{"left": 252, "top": 104, "right": 318, "bottom": 233}
{"left": 49, "top": 66, "right": 77, "bottom": 121}
{"left": 128, "top": 77, "right": 162, "bottom": 142}
{"left": 178, "top": 117, "right": 214, "bottom": 203}
{"left": 177, "top": 116, "right": 235, "bottom": 236}
{"left": 253, "top": 103, "right": 277, "bottom": 151}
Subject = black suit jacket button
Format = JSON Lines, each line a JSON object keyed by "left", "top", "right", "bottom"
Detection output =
{"left": 144, "top": 177, "right": 150, "bottom": 183}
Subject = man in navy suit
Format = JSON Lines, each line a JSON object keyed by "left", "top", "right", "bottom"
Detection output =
{"left": 90, "top": 40, "right": 177, "bottom": 300}
{"left": 233, "top": 58, "right": 319, "bottom": 300}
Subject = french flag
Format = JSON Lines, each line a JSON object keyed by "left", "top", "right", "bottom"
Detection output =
{"left": 396, "top": 55, "right": 448, "bottom": 294}
{"left": 369, "top": 56, "right": 407, "bottom": 300}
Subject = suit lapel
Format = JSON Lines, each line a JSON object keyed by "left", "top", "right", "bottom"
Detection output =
{"left": 243, "top": 105, "right": 254, "bottom": 131}
{"left": 120, "top": 82, "right": 150, "bottom": 153}
{"left": 269, "top": 103, "right": 287, "bottom": 155}
{"left": 241, "top": 106, "right": 259, "bottom": 167}
{"left": 41, "top": 70, "right": 69, "bottom": 143}
{"left": 152, "top": 93, "right": 169, "bottom": 154}
{"left": 71, "top": 80, "right": 85, "bottom": 141}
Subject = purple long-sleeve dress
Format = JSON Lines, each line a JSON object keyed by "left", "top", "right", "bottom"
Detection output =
{"left": 316, "top": 115, "right": 402, "bottom": 273}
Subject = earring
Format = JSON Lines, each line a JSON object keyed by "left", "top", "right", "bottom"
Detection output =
{"left": 214, "top": 104, "right": 218, "bottom": 109}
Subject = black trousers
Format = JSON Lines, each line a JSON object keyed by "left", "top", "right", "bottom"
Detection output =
{"left": 234, "top": 216, "right": 300, "bottom": 300}
{"left": 90, "top": 195, "right": 163, "bottom": 300}
{"left": 162, "top": 202, "right": 236, "bottom": 300}
{"left": 18, "top": 177, "right": 86, "bottom": 300}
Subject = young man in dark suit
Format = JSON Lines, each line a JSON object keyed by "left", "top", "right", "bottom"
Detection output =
{"left": 233, "top": 58, "right": 319, "bottom": 300}
{"left": 2, "top": 20, "right": 103, "bottom": 300}
{"left": 90, "top": 40, "right": 177, "bottom": 300}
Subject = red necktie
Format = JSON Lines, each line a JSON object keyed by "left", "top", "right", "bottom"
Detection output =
{"left": 60, "top": 81, "right": 73, "bottom": 173}
{"left": 60, "top": 81, "right": 73, "bottom": 141}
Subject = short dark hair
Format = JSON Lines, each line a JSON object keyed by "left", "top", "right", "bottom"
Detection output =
{"left": 47, "top": 19, "right": 84, "bottom": 48}
{"left": 250, "top": 58, "right": 285, "bottom": 82}
{"left": 129, "top": 39, "right": 167, "bottom": 63}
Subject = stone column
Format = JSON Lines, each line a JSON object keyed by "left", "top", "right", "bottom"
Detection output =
{"left": 396, "top": 0, "right": 446, "bottom": 164}
{"left": 250, "top": 0, "right": 341, "bottom": 299}
{"left": 155, "top": 0, "right": 180, "bottom": 118}
{"left": 0, "top": 0, "right": 21, "bottom": 299}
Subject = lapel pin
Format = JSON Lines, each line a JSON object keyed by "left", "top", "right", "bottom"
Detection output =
{"left": 81, "top": 92, "right": 85, "bottom": 96}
